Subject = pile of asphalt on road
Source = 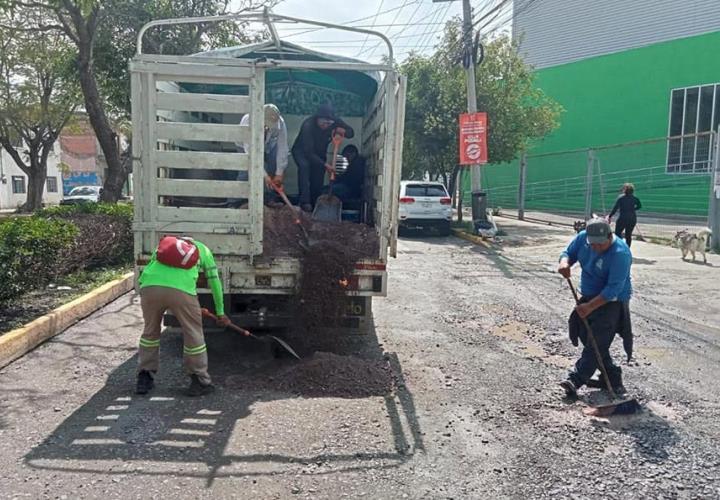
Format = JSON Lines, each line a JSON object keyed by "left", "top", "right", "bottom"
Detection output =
{"left": 263, "top": 205, "right": 378, "bottom": 329}
{"left": 226, "top": 351, "right": 395, "bottom": 398}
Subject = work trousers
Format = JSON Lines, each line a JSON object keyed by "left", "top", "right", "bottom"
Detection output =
{"left": 615, "top": 216, "right": 637, "bottom": 247}
{"left": 293, "top": 151, "right": 326, "bottom": 207}
{"left": 138, "top": 286, "right": 211, "bottom": 385}
{"left": 568, "top": 301, "right": 623, "bottom": 388}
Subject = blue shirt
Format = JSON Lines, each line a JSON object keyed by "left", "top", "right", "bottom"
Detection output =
{"left": 561, "top": 231, "right": 632, "bottom": 302}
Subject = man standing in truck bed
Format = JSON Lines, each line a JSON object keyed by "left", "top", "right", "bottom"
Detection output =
{"left": 292, "top": 103, "right": 354, "bottom": 212}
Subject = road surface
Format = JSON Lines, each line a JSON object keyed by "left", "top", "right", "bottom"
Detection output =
{"left": 1, "top": 218, "right": 719, "bottom": 499}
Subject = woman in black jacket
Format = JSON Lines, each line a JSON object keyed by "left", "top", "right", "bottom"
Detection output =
{"left": 609, "top": 183, "right": 642, "bottom": 247}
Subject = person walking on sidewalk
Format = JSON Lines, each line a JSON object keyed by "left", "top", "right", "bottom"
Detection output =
{"left": 135, "top": 236, "right": 230, "bottom": 397}
{"left": 557, "top": 218, "right": 633, "bottom": 399}
{"left": 609, "top": 183, "right": 641, "bottom": 247}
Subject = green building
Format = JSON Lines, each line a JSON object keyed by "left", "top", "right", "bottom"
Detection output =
{"left": 478, "top": 0, "right": 720, "bottom": 217}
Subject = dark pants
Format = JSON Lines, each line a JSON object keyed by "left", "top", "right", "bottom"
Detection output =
{"left": 568, "top": 301, "right": 623, "bottom": 388}
{"left": 293, "top": 151, "right": 325, "bottom": 207}
{"left": 615, "top": 217, "right": 636, "bottom": 247}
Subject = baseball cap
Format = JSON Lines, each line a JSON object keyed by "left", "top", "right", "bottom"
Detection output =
{"left": 586, "top": 218, "right": 612, "bottom": 244}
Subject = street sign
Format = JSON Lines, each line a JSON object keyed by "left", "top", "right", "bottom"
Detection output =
{"left": 459, "top": 112, "right": 488, "bottom": 165}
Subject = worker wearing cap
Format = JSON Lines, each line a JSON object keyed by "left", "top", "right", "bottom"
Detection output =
{"left": 291, "top": 102, "right": 355, "bottom": 212}
{"left": 233, "top": 103, "right": 289, "bottom": 205}
{"left": 136, "top": 238, "right": 230, "bottom": 397}
{"left": 557, "top": 218, "right": 633, "bottom": 398}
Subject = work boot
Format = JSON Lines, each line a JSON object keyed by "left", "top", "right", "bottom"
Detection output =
{"left": 186, "top": 374, "right": 215, "bottom": 397}
{"left": 559, "top": 379, "right": 578, "bottom": 399}
{"left": 136, "top": 370, "right": 154, "bottom": 395}
{"left": 586, "top": 377, "right": 604, "bottom": 389}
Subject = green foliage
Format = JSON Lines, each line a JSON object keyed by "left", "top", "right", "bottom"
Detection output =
{"left": 37, "top": 202, "right": 134, "bottom": 219}
{"left": 38, "top": 203, "right": 134, "bottom": 269}
{"left": 0, "top": 203, "right": 134, "bottom": 302}
{"left": 94, "top": 0, "right": 266, "bottom": 116}
{"left": 401, "top": 20, "right": 563, "bottom": 184}
{"left": 0, "top": 217, "right": 78, "bottom": 302}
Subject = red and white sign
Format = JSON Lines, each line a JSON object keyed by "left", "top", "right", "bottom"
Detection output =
{"left": 459, "top": 112, "right": 488, "bottom": 165}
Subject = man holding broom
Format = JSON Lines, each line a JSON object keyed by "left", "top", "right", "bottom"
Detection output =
{"left": 557, "top": 217, "right": 634, "bottom": 399}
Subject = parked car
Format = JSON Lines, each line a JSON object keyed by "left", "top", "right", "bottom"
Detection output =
{"left": 398, "top": 181, "right": 452, "bottom": 236}
{"left": 61, "top": 185, "right": 102, "bottom": 205}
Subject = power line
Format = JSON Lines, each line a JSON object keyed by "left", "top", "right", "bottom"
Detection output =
{"left": 355, "top": 1, "right": 450, "bottom": 58}
{"left": 366, "top": 0, "right": 416, "bottom": 59}
{"left": 357, "top": 0, "right": 386, "bottom": 55}
{"left": 279, "top": 1, "right": 421, "bottom": 38}
{"left": 412, "top": 1, "right": 454, "bottom": 55}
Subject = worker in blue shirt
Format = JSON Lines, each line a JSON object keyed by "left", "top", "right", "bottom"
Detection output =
{"left": 557, "top": 218, "right": 633, "bottom": 398}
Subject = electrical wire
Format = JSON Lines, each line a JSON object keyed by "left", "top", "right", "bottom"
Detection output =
{"left": 365, "top": 0, "right": 417, "bottom": 59}
{"left": 279, "top": 1, "right": 421, "bottom": 38}
{"left": 357, "top": 0, "right": 386, "bottom": 55}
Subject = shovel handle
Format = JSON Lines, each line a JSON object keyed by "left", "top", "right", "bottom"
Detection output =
{"left": 200, "top": 308, "right": 251, "bottom": 337}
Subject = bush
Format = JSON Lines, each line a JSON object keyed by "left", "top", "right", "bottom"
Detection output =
{"left": 38, "top": 203, "right": 134, "bottom": 271}
{"left": 0, "top": 217, "right": 78, "bottom": 302}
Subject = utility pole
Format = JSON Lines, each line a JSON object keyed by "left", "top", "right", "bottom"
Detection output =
{"left": 433, "top": 0, "right": 481, "bottom": 211}
{"left": 710, "top": 127, "right": 720, "bottom": 251}
{"left": 461, "top": 0, "right": 481, "bottom": 195}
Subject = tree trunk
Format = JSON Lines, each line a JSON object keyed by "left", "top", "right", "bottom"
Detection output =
{"left": 20, "top": 158, "right": 47, "bottom": 213}
{"left": 75, "top": 39, "right": 125, "bottom": 203}
{"left": 448, "top": 164, "right": 461, "bottom": 208}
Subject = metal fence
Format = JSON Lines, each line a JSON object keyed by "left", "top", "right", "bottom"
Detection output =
{"left": 480, "top": 132, "right": 719, "bottom": 246}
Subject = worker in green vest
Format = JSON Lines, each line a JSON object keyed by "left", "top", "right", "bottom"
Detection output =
{"left": 136, "top": 236, "right": 230, "bottom": 397}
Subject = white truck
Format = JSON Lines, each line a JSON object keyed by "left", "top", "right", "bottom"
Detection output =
{"left": 131, "top": 11, "right": 406, "bottom": 330}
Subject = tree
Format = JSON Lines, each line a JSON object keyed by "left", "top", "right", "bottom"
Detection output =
{"left": 401, "top": 20, "right": 562, "bottom": 194}
{"left": 1, "top": 0, "right": 273, "bottom": 202}
{"left": 0, "top": 16, "right": 80, "bottom": 212}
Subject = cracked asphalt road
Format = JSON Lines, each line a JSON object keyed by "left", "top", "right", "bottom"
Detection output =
{"left": 1, "top": 218, "right": 718, "bottom": 499}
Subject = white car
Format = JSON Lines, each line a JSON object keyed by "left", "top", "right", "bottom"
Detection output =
{"left": 398, "top": 181, "right": 452, "bottom": 236}
{"left": 61, "top": 185, "right": 103, "bottom": 205}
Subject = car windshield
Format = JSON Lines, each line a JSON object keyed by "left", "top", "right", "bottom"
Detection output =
{"left": 69, "top": 187, "right": 98, "bottom": 196}
{"left": 405, "top": 184, "right": 448, "bottom": 197}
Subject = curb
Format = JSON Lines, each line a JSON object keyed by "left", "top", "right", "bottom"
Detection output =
{"left": 451, "top": 228, "right": 491, "bottom": 248}
{"left": 0, "top": 272, "right": 135, "bottom": 370}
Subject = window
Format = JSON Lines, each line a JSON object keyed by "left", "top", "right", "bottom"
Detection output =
{"left": 11, "top": 176, "right": 25, "bottom": 194}
{"left": 47, "top": 176, "right": 58, "bottom": 193}
{"left": 667, "top": 83, "right": 720, "bottom": 173}
{"left": 405, "top": 184, "right": 449, "bottom": 197}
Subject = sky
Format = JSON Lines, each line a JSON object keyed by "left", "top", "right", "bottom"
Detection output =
{"left": 229, "top": 0, "right": 515, "bottom": 64}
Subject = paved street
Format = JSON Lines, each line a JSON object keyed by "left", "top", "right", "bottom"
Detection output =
{"left": 1, "top": 219, "right": 719, "bottom": 499}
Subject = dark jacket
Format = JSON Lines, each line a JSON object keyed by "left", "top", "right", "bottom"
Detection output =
{"left": 336, "top": 156, "right": 366, "bottom": 199}
{"left": 291, "top": 115, "right": 355, "bottom": 170}
{"left": 569, "top": 296, "right": 633, "bottom": 361}
{"left": 609, "top": 194, "right": 641, "bottom": 220}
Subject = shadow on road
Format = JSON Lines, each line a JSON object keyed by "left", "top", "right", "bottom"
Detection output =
{"left": 24, "top": 314, "right": 424, "bottom": 485}
{"left": 591, "top": 408, "right": 680, "bottom": 463}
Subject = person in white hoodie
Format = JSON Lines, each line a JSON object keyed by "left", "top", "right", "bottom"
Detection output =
{"left": 231, "top": 103, "right": 289, "bottom": 205}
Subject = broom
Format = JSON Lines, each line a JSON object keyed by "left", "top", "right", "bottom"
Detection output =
{"left": 566, "top": 278, "right": 640, "bottom": 416}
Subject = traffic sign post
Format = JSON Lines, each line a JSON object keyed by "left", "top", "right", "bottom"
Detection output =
{"left": 459, "top": 112, "right": 488, "bottom": 165}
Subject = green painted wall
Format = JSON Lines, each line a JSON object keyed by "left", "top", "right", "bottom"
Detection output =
{"left": 473, "top": 30, "right": 720, "bottom": 216}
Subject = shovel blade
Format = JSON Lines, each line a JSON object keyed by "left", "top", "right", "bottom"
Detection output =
{"left": 313, "top": 195, "right": 342, "bottom": 222}
{"left": 268, "top": 335, "right": 301, "bottom": 360}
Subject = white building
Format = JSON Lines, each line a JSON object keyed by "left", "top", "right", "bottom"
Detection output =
{"left": 0, "top": 144, "right": 63, "bottom": 210}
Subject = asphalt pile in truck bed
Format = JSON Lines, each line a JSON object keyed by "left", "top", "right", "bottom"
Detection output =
{"left": 263, "top": 205, "right": 379, "bottom": 329}
{"left": 263, "top": 205, "right": 378, "bottom": 258}
{"left": 226, "top": 351, "right": 395, "bottom": 398}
